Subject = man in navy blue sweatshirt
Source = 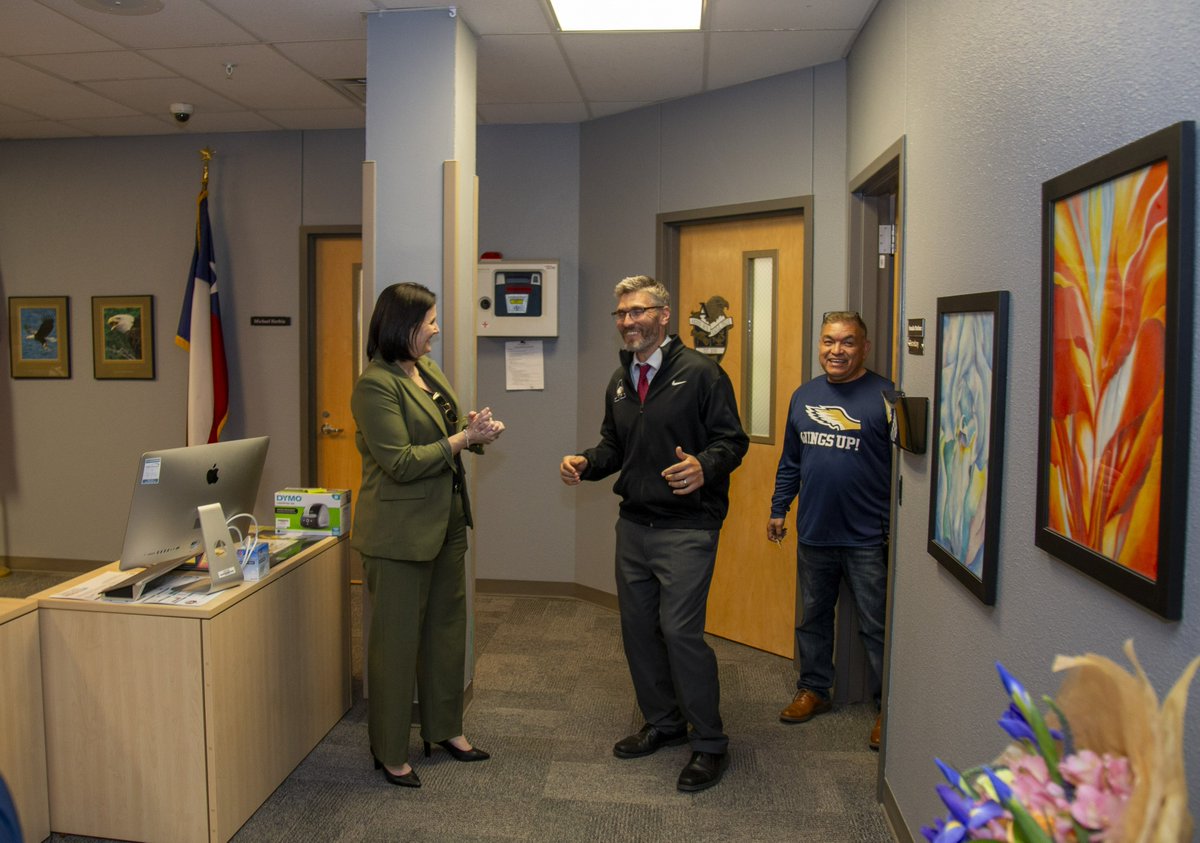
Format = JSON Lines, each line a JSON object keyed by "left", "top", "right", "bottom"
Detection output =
{"left": 562, "top": 275, "right": 748, "bottom": 792}
{"left": 767, "top": 311, "right": 892, "bottom": 750}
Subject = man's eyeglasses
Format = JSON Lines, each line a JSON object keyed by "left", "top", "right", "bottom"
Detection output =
{"left": 611, "top": 305, "right": 664, "bottom": 321}
{"left": 429, "top": 391, "right": 458, "bottom": 425}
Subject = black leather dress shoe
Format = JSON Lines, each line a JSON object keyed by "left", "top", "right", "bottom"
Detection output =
{"left": 612, "top": 724, "right": 688, "bottom": 759}
{"left": 676, "top": 751, "right": 728, "bottom": 792}
{"left": 373, "top": 753, "right": 421, "bottom": 788}
{"left": 424, "top": 739, "right": 490, "bottom": 762}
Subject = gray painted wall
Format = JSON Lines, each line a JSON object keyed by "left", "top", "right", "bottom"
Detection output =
{"left": 0, "top": 130, "right": 363, "bottom": 562}
{"left": 574, "top": 64, "right": 850, "bottom": 594}
{"left": 847, "top": 0, "right": 1200, "bottom": 834}
{"left": 474, "top": 123, "right": 581, "bottom": 583}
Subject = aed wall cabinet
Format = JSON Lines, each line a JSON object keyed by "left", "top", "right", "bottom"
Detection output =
{"left": 477, "top": 260, "right": 558, "bottom": 337}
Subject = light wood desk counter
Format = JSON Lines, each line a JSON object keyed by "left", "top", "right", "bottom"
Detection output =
{"left": 35, "top": 536, "right": 350, "bottom": 843}
{"left": 0, "top": 596, "right": 50, "bottom": 843}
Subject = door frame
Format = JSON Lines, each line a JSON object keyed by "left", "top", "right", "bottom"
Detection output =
{"left": 848, "top": 137, "right": 906, "bottom": 798}
{"left": 657, "top": 197, "right": 815, "bottom": 382}
{"left": 299, "top": 224, "right": 363, "bottom": 485}
{"left": 848, "top": 137, "right": 905, "bottom": 382}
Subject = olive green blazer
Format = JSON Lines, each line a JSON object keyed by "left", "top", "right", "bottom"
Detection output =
{"left": 350, "top": 356, "right": 473, "bottom": 562}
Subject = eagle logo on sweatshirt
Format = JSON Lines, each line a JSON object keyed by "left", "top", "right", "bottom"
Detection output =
{"left": 805, "top": 404, "right": 862, "bottom": 431}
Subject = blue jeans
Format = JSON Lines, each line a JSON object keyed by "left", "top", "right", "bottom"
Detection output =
{"left": 795, "top": 542, "right": 887, "bottom": 701}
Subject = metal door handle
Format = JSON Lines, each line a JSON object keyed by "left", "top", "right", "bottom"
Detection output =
{"left": 320, "top": 423, "right": 344, "bottom": 435}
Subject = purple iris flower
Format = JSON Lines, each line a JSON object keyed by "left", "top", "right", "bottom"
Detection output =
{"left": 921, "top": 818, "right": 966, "bottom": 843}
{"left": 934, "top": 758, "right": 964, "bottom": 788}
{"left": 998, "top": 702, "right": 1036, "bottom": 741}
{"left": 984, "top": 767, "right": 1013, "bottom": 804}
{"left": 996, "top": 662, "right": 1030, "bottom": 705}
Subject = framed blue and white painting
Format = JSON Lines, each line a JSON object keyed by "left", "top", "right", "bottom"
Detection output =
{"left": 927, "top": 291, "right": 1010, "bottom": 605}
{"left": 8, "top": 296, "right": 71, "bottom": 379}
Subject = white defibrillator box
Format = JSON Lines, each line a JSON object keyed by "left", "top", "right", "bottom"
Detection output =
{"left": 476, "top": 260, "right": 558, "bottom": 337}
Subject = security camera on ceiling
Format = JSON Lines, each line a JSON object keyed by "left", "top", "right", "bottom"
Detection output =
{"left": 170, "top": 102, "right": 194, "bottom": 123}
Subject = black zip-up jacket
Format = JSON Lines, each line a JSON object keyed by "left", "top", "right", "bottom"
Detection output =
{"left": 580, "top": 336, "right": 749, "bottom": 529}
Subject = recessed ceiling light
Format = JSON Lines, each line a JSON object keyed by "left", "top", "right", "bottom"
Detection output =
{"left": 73, "top": 0, "right": 164, "bottom": 15}
{"left": 549, "top": 0, "right": 702, "bottom": 32}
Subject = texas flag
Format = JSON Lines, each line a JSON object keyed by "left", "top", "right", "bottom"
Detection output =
{"left": 175, "top": 188, "right": 229, "bottom": 445}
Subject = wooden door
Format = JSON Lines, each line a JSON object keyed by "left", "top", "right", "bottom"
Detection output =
{"left": 677, "top": 214, "right": 805, "bottom": 657}
{"left": 314, "top": 236, "right": 363, "bottom": 574}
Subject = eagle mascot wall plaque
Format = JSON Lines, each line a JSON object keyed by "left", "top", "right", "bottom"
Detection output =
{"left": 688, "top": 296, "right": 734, "bottom": 364}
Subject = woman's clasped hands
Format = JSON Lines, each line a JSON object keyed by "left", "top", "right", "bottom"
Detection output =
{"left": 465, "top": 407, "right": 505, "bottom": 446}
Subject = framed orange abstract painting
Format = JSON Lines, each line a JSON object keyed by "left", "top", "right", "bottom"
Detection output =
{"left": 1036, "top": 122, "right": 1194, "bottom": 620}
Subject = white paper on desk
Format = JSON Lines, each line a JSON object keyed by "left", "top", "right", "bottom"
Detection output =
{"left": 505, "top": 340, "right": 544, "bottom": 390}
{"left": 54, "top": 570, "right": 133, "bottom": 601}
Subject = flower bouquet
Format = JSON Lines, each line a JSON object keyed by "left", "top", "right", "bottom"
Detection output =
{"left": 923, "top": 640, "right": 1200, "bottom": 843}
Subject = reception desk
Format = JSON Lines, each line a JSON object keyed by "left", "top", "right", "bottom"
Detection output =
{"left": 36, "top": 536, "right": 350, "bottom": 843}
{"left": 0, "top": 596, "right": 49, "bottom": 843}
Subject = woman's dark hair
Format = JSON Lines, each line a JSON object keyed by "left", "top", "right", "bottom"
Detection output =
{"left": 366, "top": 282, "right": 437, "bottom": 363}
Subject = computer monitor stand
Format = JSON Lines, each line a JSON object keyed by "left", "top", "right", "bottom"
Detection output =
{"left": 191, "top": 502, "right": 245, "bottom": 594}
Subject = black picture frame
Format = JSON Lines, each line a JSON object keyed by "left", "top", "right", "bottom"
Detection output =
{"left": 1035, "top": 122, "right": 1194, "bottom": 621}
{"left": 927, "top": 291, "right": 1010, "bottom": 605}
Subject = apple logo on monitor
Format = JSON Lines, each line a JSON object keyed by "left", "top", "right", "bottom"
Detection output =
{"left": 207, "top": 464, "right": 220, "bottom": 484}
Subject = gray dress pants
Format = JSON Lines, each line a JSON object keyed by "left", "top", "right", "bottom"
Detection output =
{"left": 614, "top": 517, "right": 726, "bottom": 754}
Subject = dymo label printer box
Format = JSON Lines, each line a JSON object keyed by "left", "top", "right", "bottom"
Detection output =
{"left": 274, "top": 488, "right": 351, "bottom": 538}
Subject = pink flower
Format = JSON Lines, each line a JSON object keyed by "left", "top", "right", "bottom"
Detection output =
{"left": 1101, "top": 754, "right": 1132, "bottom": 798}
{"left": 1060, "top": 749, "right": 1104, "bottom": 789}
{"left": 1070, "top": 783, "right": 1127, "bottom": 837}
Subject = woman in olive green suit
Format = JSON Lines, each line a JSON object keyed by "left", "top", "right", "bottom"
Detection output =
{"left": 352, "top": 282, "right": 504, "bottom": 788}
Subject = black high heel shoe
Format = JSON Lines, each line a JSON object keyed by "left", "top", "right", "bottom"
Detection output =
{"left": 373, "top": 752, "right": 421, "bottom": 787}
{"left": 423, "top": 738, "right": 490, "bottom": 762}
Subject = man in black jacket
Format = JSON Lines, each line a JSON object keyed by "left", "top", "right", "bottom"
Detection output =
{"left": 561, "top": 275, "right": 748, "bottom": 792}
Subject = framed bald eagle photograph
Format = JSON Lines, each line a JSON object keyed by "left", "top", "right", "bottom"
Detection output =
{"left": 92, "top": 295, "right": 155, "bottom": 380}
{"left": 927, "top": 290, "right": 1010, "bottom": 605}
{"left": 8, "top": 295, "right": 71, "bottom": 379}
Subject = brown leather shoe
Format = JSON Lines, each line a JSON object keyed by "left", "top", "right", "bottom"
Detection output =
{"left": 779, "top": 689, "right": 832, "bottom": 723}
{"left": 869, "top": 713, "right": 882, "bottom": 750}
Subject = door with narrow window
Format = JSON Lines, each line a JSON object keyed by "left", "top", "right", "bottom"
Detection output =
{"left": 313, "top": 234, "right": 364, "bottom": 574}
{"left": 676, "top": 212, "right": 805, "bottom": 657}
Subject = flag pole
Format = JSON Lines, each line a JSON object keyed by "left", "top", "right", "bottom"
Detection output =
{"left": 200, "top": 146, "right": 213, "bottom": 188}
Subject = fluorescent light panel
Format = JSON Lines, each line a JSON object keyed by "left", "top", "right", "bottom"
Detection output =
{"left": 549, "top": 0, "right": 702, "bottom": 31}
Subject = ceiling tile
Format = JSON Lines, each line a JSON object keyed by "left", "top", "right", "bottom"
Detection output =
{"left": 707, "top": 30, "right": 852, "bottom": 90}
{"left": 0, "top": 119, "right": 92, "bottom": 139}
{"left": 478, "top": 101, "right": 589, "bottom": 124}
{"left": 0, "top": 58, "right": 136, "bottom": 120}
{"left": 141, "top": 44, "right": 350, "bottom": 110}
{"left": 83, "top": 77, "right": 244, "bottom": 114}
{"left": 562, "top": 33, "right": 704, "bottom": 102}
{"left": 204, "top": 0, "right": 376, "bottom": 42}
{"left": 62, "top": 113, "right": 193, "bottom": 136}
{"left": 21, "top": 50, "right": 176, "bottom": 81}
{"left": 709, "top": 0, "right": 878, "bottom": 31}
{"left": 260, "top": 108, "right": 366, "bottom": 130}
{"left": 585, "top": 101, "right": 658, "bottom": 120}
{"left": 477, "top": 35, "right": 580, "bottom": 104}
{"left": 0, "top": 0, "right": 123, "bottom": 55}
{"left": 274, "top": 40, "right": 368, "bottom": 81}
{"left": 451, "top": 0, "right": 554, "bottom": 36}
{"left": 38, "top": 0, "right": 258, "bottom": 50}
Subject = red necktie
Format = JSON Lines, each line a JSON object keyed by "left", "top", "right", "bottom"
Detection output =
{"left": 637, "top": 363, "right": 651, "bottom": 403}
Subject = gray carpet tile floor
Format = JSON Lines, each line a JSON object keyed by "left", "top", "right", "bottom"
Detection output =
{"left": 33, "top": 585, "right": 892, "bottom": 842}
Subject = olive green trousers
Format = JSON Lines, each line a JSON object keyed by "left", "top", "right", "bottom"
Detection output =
{"left": 363, "top": 499, "right": 468, "bottom": 767}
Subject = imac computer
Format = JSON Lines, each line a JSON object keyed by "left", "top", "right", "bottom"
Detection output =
{"left": 102, "top": 436, "right": 270, "bottom": 600}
